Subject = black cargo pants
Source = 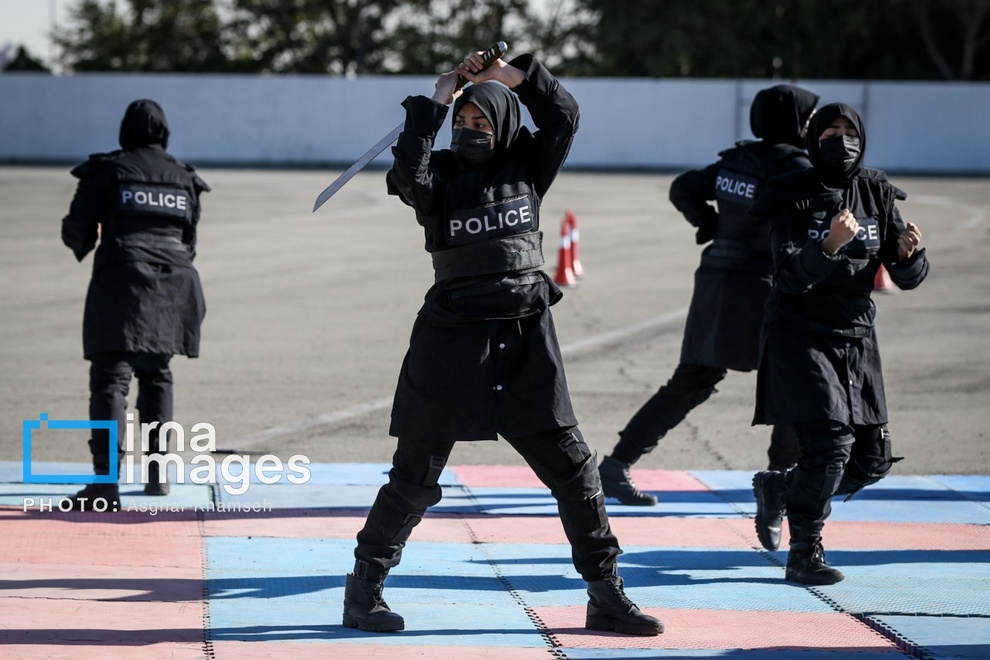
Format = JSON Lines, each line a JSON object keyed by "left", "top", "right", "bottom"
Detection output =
{"left": 354, "top": 426, "right": 621, "bottom": 581}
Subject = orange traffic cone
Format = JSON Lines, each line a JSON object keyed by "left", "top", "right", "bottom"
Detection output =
{"left": 553, "top": 216, "right": 577, "bottom": 287}
{"left": 565, "top": 210, "right": 584, "bottom": 278}
{"left": 874, "top": 264, "right": 895, "bottom": 293}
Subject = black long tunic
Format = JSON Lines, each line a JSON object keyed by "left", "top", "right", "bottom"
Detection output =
{"left": 751, "top": 165, "right": 929, "bottom": 425}
{"left": 669, "top": 84, "right": 819, "bottom": 372}
{"left": 61, "top": 100, "right": 209, "bottom": 359}
{"left": 386, "top": 55, "right": 579, "bottom": 441}
{"left": 670, "top": 142, "right": 811, "bottom": 370}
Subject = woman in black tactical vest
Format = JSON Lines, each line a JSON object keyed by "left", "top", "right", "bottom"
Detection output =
{"left": 342, "top": 50, "right": 663, "bottom": 637}
{"left": 61, "top": 99, "right": 209, "bottom": 510}
{"left": 598, "top": 85, "right": 819, "bottom": 507}
{"left": 749, "top": 102, "right": 929, "bottom": 584}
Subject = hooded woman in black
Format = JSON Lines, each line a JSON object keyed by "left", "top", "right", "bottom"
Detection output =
{"left": 599, "top": 84, "right": 819, "bottom": 506}
{"left": 61, "top": 99, "right": 209, "bottom": 508}
{"left": 343, "top": 50, "right": 663, "bottom": 637}
{"left": 749, "top": 102, "right": 929, "bottom": 585}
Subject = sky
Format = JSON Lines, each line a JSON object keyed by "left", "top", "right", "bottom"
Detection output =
{"left": 0, "top": 0, "right": 72, "bottom": 67}
{"left": 1, "top": 0, "right": 567, "bottom": 70}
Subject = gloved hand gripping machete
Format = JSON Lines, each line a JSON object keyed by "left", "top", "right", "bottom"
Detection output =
{"left": 312, "top": 41, "right": 508, "bottom": 212}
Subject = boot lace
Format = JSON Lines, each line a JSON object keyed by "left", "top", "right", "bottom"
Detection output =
{"left": 371, "top": 577, "right": 390, "bottom": 609}
{"left": 606, "top": 576, "right": 636, "bottom": 609}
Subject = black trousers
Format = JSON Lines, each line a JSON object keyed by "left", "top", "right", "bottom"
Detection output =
{"left": 786, "top": 420, "right": 896, "bottom": 545}
{"left": 612, "top": 363, "right": 800, "bottom": 470}
{"left": 88, "top": 352, "right": 173, "bottom": 473}
{"left": 354, "top": 427, "right": 621, "bottom": 582}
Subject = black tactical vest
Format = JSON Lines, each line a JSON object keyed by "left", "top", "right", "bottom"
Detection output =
{"left": 99, "top": 148, "right": 198, "bottom": 246}
{"left": 714, "top": 141, "right": 807, "bottom": 254}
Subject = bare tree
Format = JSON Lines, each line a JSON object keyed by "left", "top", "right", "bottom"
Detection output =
{"left": 910, "top": 0, "right": 990, "bottom": 80}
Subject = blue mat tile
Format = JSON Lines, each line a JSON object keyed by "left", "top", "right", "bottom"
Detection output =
{"left": 212, "top": 479, "right": 479, "bottom": 512}
{"left": 214, "top": 461, "right": 463, "bottom": 487}
{"left": 562, "top": 652, "right": 909, "bottom": 659}
{"left": 207, "top": 602, "right": 546, "bottom": 647}
{"left": 214, "top": 480, "right": 467, "bottom": 509}
{"left": 690, "top": 470, "right": 760, "bottom": 501}
{"left": 930, "top": 474, "right": 990, "bottom": 501}
{"left": 812, "top": 549, "right": 990, "bottom": 616}
{"left": 0, "top": 482, "right": 213, "bottom": 508}
{"left": 691, "top": 470, "right": 990, "bottom": 523}
{"left": 478, "top": 543, "right": 832, "bottom": 613}
{"left": 207, "top": 536, "right": 347, "bottom": 573}
{"left": 215, "top": 482, "right": 385, "bottom": 508}
{"left": 825, "top": 499, "right": 990, "bottom": 524}
{"left": 205, "top": 537, "right": 547, "bottom": 645}
{"left": 2, "top": 460, "right": 94, "bottom": 482}
{"left": 871, "top": 614, "right": 990, "bottom": 659}
{"left": 207, "top": 537, "right": 513, "bottom": 582}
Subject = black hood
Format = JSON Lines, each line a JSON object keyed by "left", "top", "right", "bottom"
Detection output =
{"left": 807, "top": 101, "right": 866, "bottom": 183}
{"left": 453, "top": 81, "right": 521, "bottom": 154}
{"left": 119, "top": 99, "right": 170, "bottom": 150}
{"left": 750, "top": 84, "right": 820, "bottom": 148}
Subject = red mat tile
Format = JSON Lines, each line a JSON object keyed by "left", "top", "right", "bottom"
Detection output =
{"left": 212, "top": 642, "right": 554, "bottom": 659}
{"left": 0, "top": 597, "right": 205, "bottom": 657}
{"left": 0, "top": 562, "right": 202, "bottom": 601}
{"left": 821, "top": 520, "right": 990, "bottom": 550}
{"left": 718, "top": 517, "right": 990, "bottom": 551}
{"left": 0, "top": 505, "right": 201, "bottom": 528}
{"left": 607, "top": 516, "right": 757, "bottom": 548}
{"left": 0, "top": 509, "right": 203, "bottom": 568}
{"left": 202, "top": 508, "right": 364, "bottom": 539}
{"left": 532, "top": 606, "right": 902, "bottom": 651}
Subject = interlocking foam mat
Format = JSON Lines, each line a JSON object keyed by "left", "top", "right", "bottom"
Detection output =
{"left": 1, "top": 462, "right": 988, "bottom": 659}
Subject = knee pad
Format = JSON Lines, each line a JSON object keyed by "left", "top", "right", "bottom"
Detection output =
{"left": 387, "top": 467, "right": 443, "bottom": 510}
{"left": 365, "top": 487, "right": 427, "bottom": 545}
{"left": 362, "top": 506, "right": 422, "bottom": 551}
{"left": 837, "top": 426, "right": 903, "bottom": 500}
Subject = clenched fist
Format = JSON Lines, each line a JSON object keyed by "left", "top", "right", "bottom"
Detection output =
{"left": 822, "top": 208, "right": 860, "bottom": 256}
{"left": 897, "top": 222, "right": 922, "bottom": 261}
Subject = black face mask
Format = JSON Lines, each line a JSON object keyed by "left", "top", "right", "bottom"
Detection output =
{"left": 451, "top": 128, "right": 494, "bottom": 165}
{"left": 819, "top": 135, "right": 861, "bottom": 175}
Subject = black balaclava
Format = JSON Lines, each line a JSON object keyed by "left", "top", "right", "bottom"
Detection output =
{"left": 806, "top": 101, "right": 866, "bottom": 185}
{"left": 451, "top": 81, "right": 521, "bottom": 165}
{"left": 119, "top": 99, "right": 170, "bottom": 150}
{"left": 749, "top": 84, "right": 820, "bottom": 148}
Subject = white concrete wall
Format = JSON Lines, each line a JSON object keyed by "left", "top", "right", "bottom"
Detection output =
{"left": 1, "top": 72, "right": 988, "bottom": 174}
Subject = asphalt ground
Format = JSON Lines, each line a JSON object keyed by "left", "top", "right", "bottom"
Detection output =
{"left": 2, "top": 166, "right": 988, "bottom": 475}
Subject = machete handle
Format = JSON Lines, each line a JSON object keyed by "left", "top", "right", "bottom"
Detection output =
{"left": 455, "top": 41, "right": 508, "bottom": 91}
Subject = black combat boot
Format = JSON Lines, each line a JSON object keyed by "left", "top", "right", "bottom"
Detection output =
{"left": 342, "top": 560, "right": 404, "bottom": 632}
{"left": 586, "top": 566, "right": 664, "bottom": 635}
{"left": 144, "top": 454, "right": 170, "bottom": 496}
{"left": 68, "top": 482, "right": 120, "bottom": 512}
{"left": 752, "top": 470, "right": 787, "bottom": 551}
{"left": 785, "top": 541, "right": 844, "bottom": 585}
{"left": 67, "top": 440, "right": 121, "bottom": 512}
{"left": 599, "top": 456, "right": 657, "bottom": 506}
